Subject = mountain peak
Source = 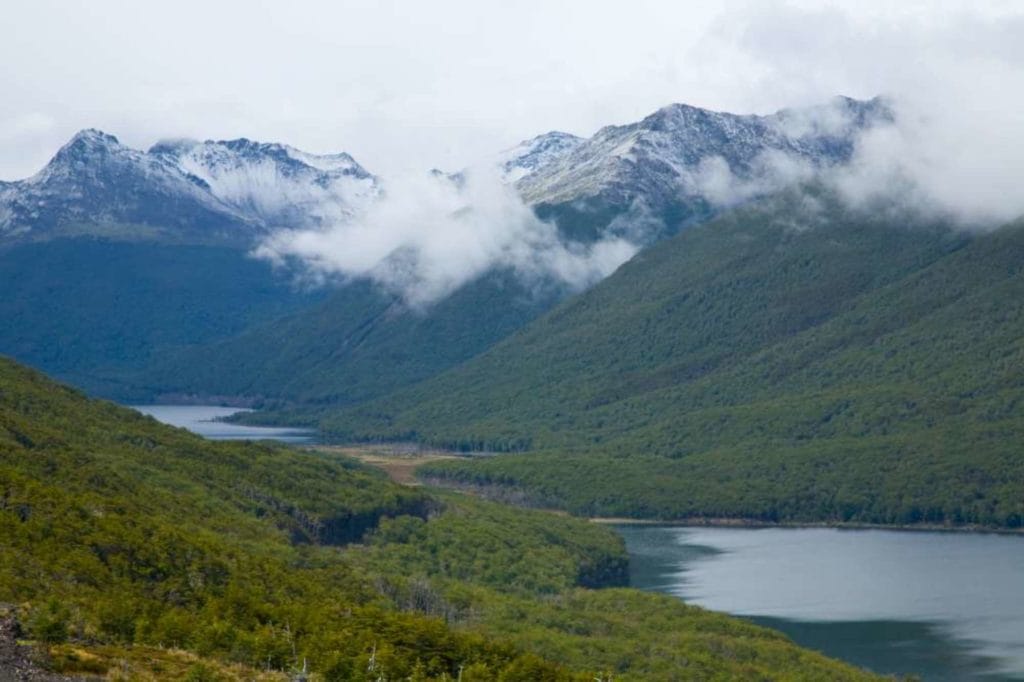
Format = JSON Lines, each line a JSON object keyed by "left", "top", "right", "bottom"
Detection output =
{"left": 50, "top": 129, "right": 125, "bottom": 163}
{"left": 516, "top": 95, "right": 891, "bottom": 229}
{"left": 148, "top": 137, "right": 201, "bottom": 156}
{"left": 501, "top": 131, "right": 584, "bottom": 180}
{"left": 38, "top": 129, "right": 134, "bottom": 180}
{"left": 68, "top": 128, "right": 121, "bottom": 146}
{"left": 145, "top": 136, "right": 378, "bottom": 227}
{"left": 505, "top": 130, "right": 583, "bottom": 151}
{"left": 638, "top": 102, "right": 733, "bottom": 132}
{"left": 281, "top": 145, "right": 367, "bottom": 175}
{"left": 153, "top": 137, "right": 371, "bottom": 178}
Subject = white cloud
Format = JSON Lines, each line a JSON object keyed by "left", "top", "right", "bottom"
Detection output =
{"left": 3, "top": 0, "right": 1023, "bottom": 256}
{"left": 3, "top": 1, "right": 1016, "bottom": 183}
{"left": 256, "top": 166, "right": 638, "bottom": 307}
{"left": 701, "top": 2, "right": 1024, "bottom": 225}
{"left": 688, "top": 151, "right": 818, "bottom": 209}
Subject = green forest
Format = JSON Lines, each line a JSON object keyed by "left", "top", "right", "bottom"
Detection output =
{"left": 125, "top": 268, "right": 566, "bottom": 409}
{"left": 0, "top": 357, "right": 877, "bottom": 680}
{"left": 315, "top": 191, "right": 1024, "bottom": 527}
{"left": 0, "top": 238, "right": 324, "bottom": 399}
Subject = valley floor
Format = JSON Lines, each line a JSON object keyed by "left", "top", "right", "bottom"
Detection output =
{"left": 313, "top": 445, "right": 468, "bottom": 486}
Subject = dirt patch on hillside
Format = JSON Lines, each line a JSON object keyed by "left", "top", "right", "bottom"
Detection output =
{"left": 315, "top": 445, "right": 466, "bottom": 486}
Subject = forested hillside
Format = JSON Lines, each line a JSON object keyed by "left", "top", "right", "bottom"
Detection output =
{"left": 0, "top": 238, "right": 326, "bottom": 398}
{"left": 129, "top": 269, "right": 567, "bottom": 407}
{"left": 0, "top": 357, "right": 874, "bottom": 679}
{"left": 320, "top": 191, "right": 1024, "bottom": 527}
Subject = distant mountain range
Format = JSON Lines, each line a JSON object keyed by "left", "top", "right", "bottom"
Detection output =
{"left": 0, "top": 129, "right": 378, "bottom": 245}
{"left": 0, "top": 95, "right": 886, "bottom": 247}
{"left": 517, "top": 95, "right": 890, "bottom": 242}
{"left": 9, "top": 94, "right": 1018, "bottom": 531}
{"left": 149, "top": 137, "right": 378, "bottom": 230}
{"left": 1, "top": 96, "right": 891, "bottom": 405}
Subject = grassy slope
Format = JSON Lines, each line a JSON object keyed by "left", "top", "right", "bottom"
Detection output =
{"left": 0, "top": 357, "right": 874, "bottom": 680}
{"left": 322, "top": 192, "right": 1024, "bottom": 526}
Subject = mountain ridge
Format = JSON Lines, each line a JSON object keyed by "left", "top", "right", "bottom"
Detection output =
{"left": 0, "top": 128, "right": 377, "bottom": 245}
{"left": 3, "top": 96, "right": 897, "bottom": 410}
{"left": 113, "top": 96, "right": 890, "bottom": 405}
{"left": 1, "top": 95, "right": 887, "bottom": 247}
{"left": 518, "top": 95, "right": 890, "bottom": 241}
{"left": 312, "top": 190, "right": 1024, "bottom": 527}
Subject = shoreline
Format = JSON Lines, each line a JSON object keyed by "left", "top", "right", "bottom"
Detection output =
{"left": 591, "top": 516, "right": 1024, "bottom": 535}
{"left": 264, "top": 444, "right": 1024, "bottom": 538}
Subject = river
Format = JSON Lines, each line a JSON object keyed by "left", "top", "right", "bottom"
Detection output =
{"left": 132, "top": 404, "right": 315, "bottom": 443}
{"left": 617, "top": 524, "right": 1024, "bottom": 680}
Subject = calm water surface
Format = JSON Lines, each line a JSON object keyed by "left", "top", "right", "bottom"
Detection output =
{"left": 132, "top": 405, "right": 315, "bottom": 443}
{"left": 617, "top": 525, "right": 1024, "bottom": 681}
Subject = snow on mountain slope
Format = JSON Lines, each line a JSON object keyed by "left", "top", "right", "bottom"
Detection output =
{"left": 149, "top": 138, "right": 379, "bottom": 228}
{"left": 0, "top": 130, "right": 379, "bottom": 243}
{"left": 498, "top": 131, "right": 583, "bottom": 182}
{"left": 516, "top": 96, "right": 891, "bottom": 214}
{"left": 0, "top": 96, "right": 886, "bottom": 249}
{"left": 0, "top": 129, "right": 253, "bottom": 242}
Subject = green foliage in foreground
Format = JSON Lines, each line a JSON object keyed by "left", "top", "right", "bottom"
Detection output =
{"left": 348, "top": 494, "right": 876, "bottom": 680}
{"left": 0, "top": 358, "right": 876, "bottom": 679}
{"left": 324, "top": 191, "right": 1024, "bottom": 527}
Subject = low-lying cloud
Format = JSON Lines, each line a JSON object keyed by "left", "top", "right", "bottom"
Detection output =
{"left": 261, "top": 78, "right": 1024, "bottom": 309}
{"left": 832, "top": 97, "right": 1024, "bottom": 227}
{"left": 689, "top": 93, "right": 1024, "bottom": 230}
{"left": 256, "top": 167, "right": 638, "bottom": 307}
{"left": 699, "top": 2, "right": 1024, "bottom": 228}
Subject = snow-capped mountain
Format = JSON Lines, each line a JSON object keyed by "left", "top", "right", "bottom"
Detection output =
{"left": 515, "top": 96, "right": 891, "bottom": 240}
{"left": 498, "top": 131, "right": 583, "bottom": 182}
{"left": 0, "top": 129, "right": 251, "bottom": 242}
{"left": 149, "top": 138, "right": 378, "bottom": 228}
{"left": 0, "top": 130, "right": 378, "bottom": 244}
{"left": 1, "top": 96, "right": 887, "bottom": 247}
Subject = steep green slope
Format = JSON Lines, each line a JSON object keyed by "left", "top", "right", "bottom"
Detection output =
{"left": 0, "top": 238, "right": 324, "bottom": 399}
{"left": 0, "top": 358, "right": 873, "bottom": 679}
{"left": 0, "top": 237, "right": 559, "bottom": 409}
{"left": 132, "top": 269, "right": 567, "bottom": 408}
{"left": 322, "top": 192, "right": 1024, "bottom": 526}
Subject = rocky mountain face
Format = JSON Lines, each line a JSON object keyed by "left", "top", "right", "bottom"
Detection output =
{"left": 498, "top": 131, "right": 584, "bottom": 181}
{"left": 516, "top": 95, "right": 891, "bottom": 242}
{"left": 0, "top": 130, "right": 378, "bottom": 245}
{"left": 149, "top": 137, "right": 378, "bottom": 229}
{"left": 0, "top": 96, "right": 886, "bottom": 248}
{"left": 0, "top": 130, "right": 248, "bottom": 243}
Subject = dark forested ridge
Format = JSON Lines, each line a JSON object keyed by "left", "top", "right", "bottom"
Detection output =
{"left": 0, "top": 357, "right": 875, "bottom": 679}
{"left": 0, "top": 238, "right": 326, "bottom": 399}
{"left": 0, "top": 237, "right": 565, "bottom": 409}
{"left": 319, "top": 191, "right": 1024, "bottom": 527}
{"left": 129, "top": 268, "right": 569, "bottom": 408}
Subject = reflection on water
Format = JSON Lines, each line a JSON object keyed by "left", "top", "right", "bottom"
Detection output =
{"left": 132, "top": 405, "right": 315, "bottom": 443}
{"left": 617, "top": 525, "right": 1024, "bottom": 681}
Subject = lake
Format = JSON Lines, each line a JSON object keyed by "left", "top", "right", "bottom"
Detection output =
{"left": 617, "top": 525, "right": 1024, "bottom": 681}
{"left": 132, "top": 404, "right": 316, "bottom": 443}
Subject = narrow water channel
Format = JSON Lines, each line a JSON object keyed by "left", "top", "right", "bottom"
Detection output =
{"left": 132, "top": 404, "right": 315, "bottom": 443}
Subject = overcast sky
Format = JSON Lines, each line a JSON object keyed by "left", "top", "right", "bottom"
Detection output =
{"left": 2, "top": 0, "right": 1023, "bottom": 180}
